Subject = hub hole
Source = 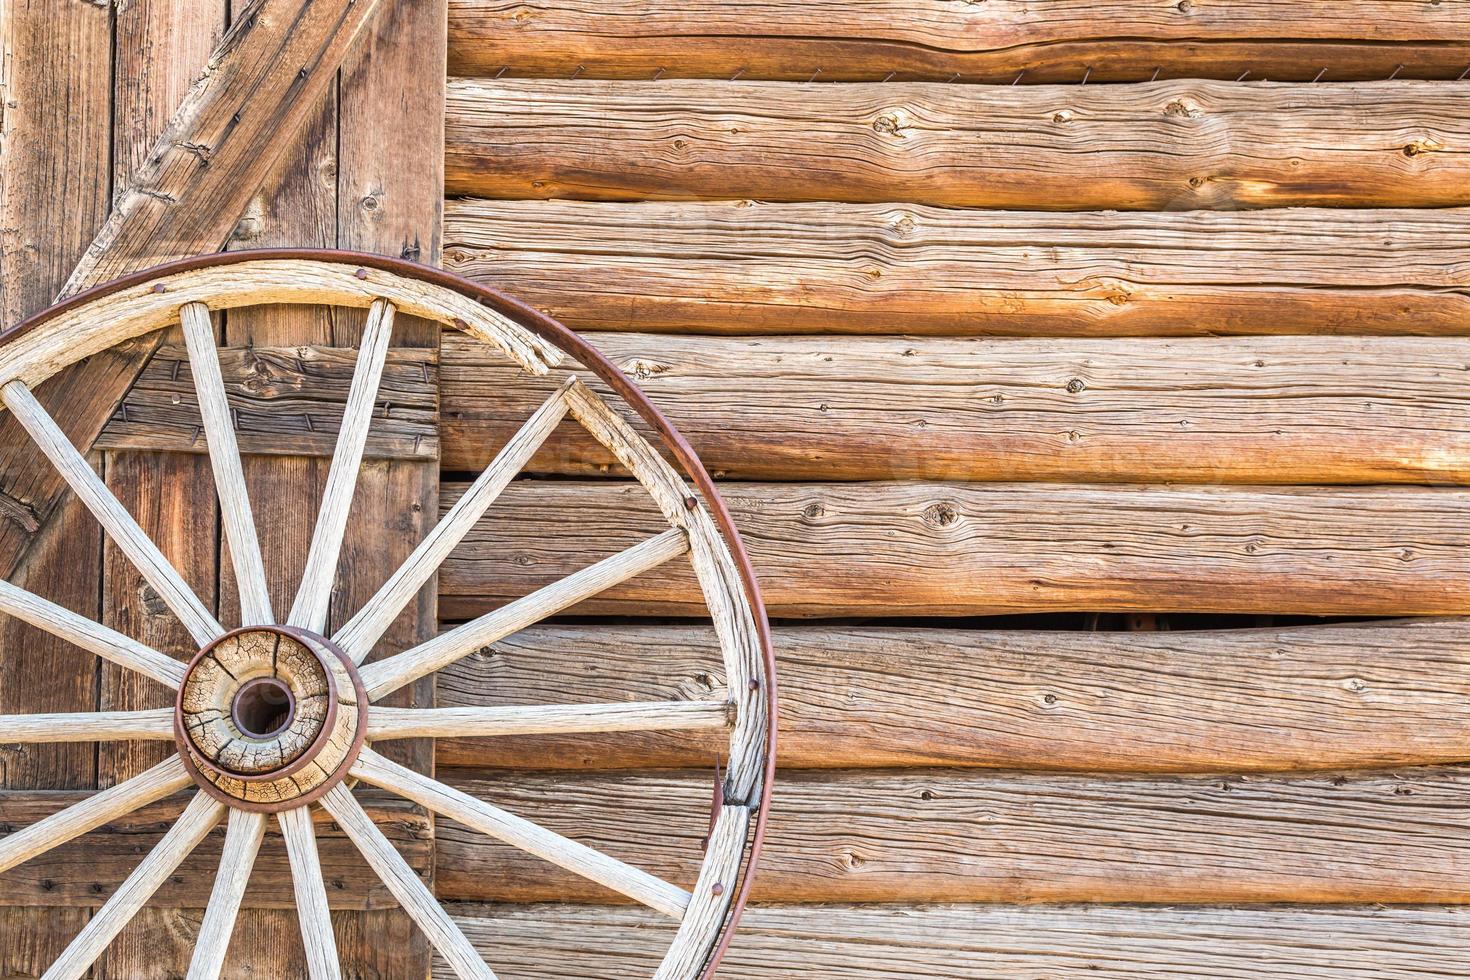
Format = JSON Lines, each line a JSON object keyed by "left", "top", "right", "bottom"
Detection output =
{"left": 232, "top": 677, "right": 294, "bottom": 739}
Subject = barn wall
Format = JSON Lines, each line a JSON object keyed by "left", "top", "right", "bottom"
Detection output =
{"left": 430, "top": 2, "right": 1470, "bottom": 977}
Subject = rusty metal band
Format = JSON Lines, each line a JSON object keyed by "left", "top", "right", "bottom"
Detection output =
{"left": 2, "top": 248, "right": 777, "bottom": 979}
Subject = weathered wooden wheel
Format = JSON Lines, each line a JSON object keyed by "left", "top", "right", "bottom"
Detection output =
{"left": 0, "top": 251, "right": 775, "bottom": 980}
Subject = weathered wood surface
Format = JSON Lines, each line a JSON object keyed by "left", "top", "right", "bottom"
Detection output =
{"left": 447, "top": 0, "right": 1470, "bottom": 82}
{"left": 446, "top": 80, "right": 1470, "bottom": 210}
{"left": 444, "top": 200, "right": 1470, "bottom": 336}
{"left": 438, "top": 480, "right": 1470, "bottom": 618}
{"left": 443, "top": 333, "right": 1470, "bottom": 484}
{"left": 96, "top": 344, "right": 439, "bottom": 460}
{"left": 90, "top": 908, "right": 428, "bottom": 980}
{"left": 0, "top": 791, "right": 430, "bottom": 910}
{"left": 0, "top": 0, "right": 390, "bottom": 592}
{"left": 435, "top": 767, "right": 1470, "bottom": 905}
{"left": 0, "top": 0, "right": 116, "bottom": 955}
{"left": 435, "top": 619, "right": 1470, "bottom": 772}
{"left": 441, "top": 903, "right": 1470, "bottom": 979}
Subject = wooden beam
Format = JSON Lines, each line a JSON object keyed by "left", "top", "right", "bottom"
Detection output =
{"left": 445, "top": 902, "right": 1470, "bottom": 978}
{"left": 0, "top": 0, "right": 388, "bottom": 586}
{"left": 445, "top": 79, "right": 1470, "bottom": 210}
{"left": 447, "top": 0, "right": 1470, "bottom": 82}
{"left": 0, "top": 791, "right": 431, "bottom": 910}
{"left": 439, "top": 480, "right": 1470, "bottom": 619}
{"left": 443, "top": 200, "right": 1470, "bottom": 336}
{"left": 95, "top": 344, "right": 439, "bottom": 460}
{"left": 434, "top": 619, "right": 1470, "bottom": 773}
{"left": 435, "top": 766, "right": 1470, "bottom": 905}
{"left": 442, "top": 332, "right": 1470, "bottom": 484}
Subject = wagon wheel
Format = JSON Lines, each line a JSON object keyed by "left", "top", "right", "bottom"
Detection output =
{"left": 0, "top": 251, "right": 775, "bottom": 980}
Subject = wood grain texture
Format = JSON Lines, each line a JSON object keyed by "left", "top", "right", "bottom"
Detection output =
{"left": 367, "top": 528, "right": 689, "bottom": 700}
{"left": 354, "top": 748, "right": 693, "bottom": 920}
{"left": 434, "top": 619, "right": 1470, "bottom": 773}
{"left": 438, "top": 480, "right": 1470, "bottom": 618}
{"left": 444, "top": 199, "right": 1470, "bottom": 336}
{"left": 0, "top": 3, "right": 114, "bottom": 956}
{"left": 442, "top": 902, "right": 1470, "bottom": 979}
{"left": 446, "top": 79, "right": 1470, "bottom": 210}
{"left": 41, "top": 792, "right": 225, "bottom": 980}
{"left": 320, "top": 785, "right": 493, "bottom": 980}
{"left": 99, "top": 451, "right": 216, "bottom": 784}
{"left": 435, "top": 766, "right": 1470, "bottom": 905}
{"left": 0, "top": 790, "right": 432, "bottom": 910}
{"left": 0, "top": 0, "right": 387, "bottom": 593}
{"left": 4, "top": 383, "right": 221, "bottom": 646}
{"left": 96, "top": 343, "right": 439, "bottom": 460}
{"left": 66, "top": 0, "right": 385, "bottom": 291}
{"left": 447, "top": 0, "right": 1470, "bottom": 82}
{"left": 96, "top": 908, "right": 429, "bottom": 980}
{"left": 444, "top": 332, "right": 1470, "bottom": 484}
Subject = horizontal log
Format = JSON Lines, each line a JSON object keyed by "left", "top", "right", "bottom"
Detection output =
{"left": 444, "top": 332, "right": 1470, "bottom": 484}
{"left": 447, "top": 0, "right": 1470, "bottom": 82}
{"left": 444, "top": 200, "right": 1470, "bottom": 336}
{"left": 438, "top": 480, "right": 1470, "bottom": 618}
{"left": 94, "top": 344, "right": 439, "bottom": 459}
{"left": 443, "top": 902, "right": 1470, "bottom": 979}
{"left": 436, "top": 619, "right": 1470, "bottom": 772}
{"left": 445, "top": 80, "right": 1470, "bottom": 210}
{"left": 435, "top": 766, "right": 1470, "bottom": 904}
{"left": 0, "top": 790, "right": 430, "bottom": 909}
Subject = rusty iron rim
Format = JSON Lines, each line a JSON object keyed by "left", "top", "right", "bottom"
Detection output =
{"left": 5, "top": 248, "right": 776, "bottom": 979}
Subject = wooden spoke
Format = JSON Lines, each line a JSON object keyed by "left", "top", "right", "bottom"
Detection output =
{"left": 180, "top": 302, "right": 273, "bottom": 626}
{"left": 0, "top": 707, "right": 174, "bottom": 743}
{"left": 0, "top": 380, "right": 222, "bottom": 645}
{"left": 367, "top": 700, "right": 731, "bottom": 740}
{"left": 0, "top": 754, "right": 192, "bottom": 874}
{"left": 0, "top": 576, "right": 182, "bottom": 686}
{"left": 288, "top": 299, "right": 397, "bottom": 634}
{"left": 279, "top": 805, "right": 343, "bottom": 980}
{"left": 41, "top": 791, "right": 225, "bottom": 980}
{"left": 361, "top": 528, "right": 689, "bottom": 701}
{"left": 186, "top": 810, "right": 267, "bottom": 980}
{"left": 334, "top": 379, "right": 574, "bottom": 663}
{"left": 353, "top": 748, "right": 692, "bottom": 920}
{"left": 320, "top": 784, "right": 496, "bottom": 980}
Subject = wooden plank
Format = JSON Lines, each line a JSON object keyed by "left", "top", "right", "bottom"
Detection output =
{"left": 0, "top": 791, "right": 430, "bottom": 910}
{"left": 438, "top": 480, "right": 1470, "bottom": 619}
{"left": 0, "top": 2, "right": 113, "bottom": 956}
{"left": 333, "top": 0, "right": 446, "bottom": 780}
{"left": 95, "top": 344, "right": 440, "bottom": 459}
{"left": 445, "top": 79, "right": 1470, "bottom": 210}
{"left": 434, "top": 619, "right": 1470, "bottom": 772}
{"left": 443, "top": 902, "right": 1470, "bottom": 979}
{"left": 447, "top": 0, "right": 1470, "bottom": 82}
{"left": 442, "top": 333, "right": 1470, "bottom": 484}
{"left": 435, "top": 766, "right": 1470, "bottom": 905}
{"left": 443, "top": 200, "right": 1470, "bottom": 336}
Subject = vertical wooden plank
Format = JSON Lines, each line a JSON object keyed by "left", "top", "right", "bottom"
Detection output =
{"left": 93, "top": 2, "right": 229, "bottom": 975}
{"left": 0, "top": 0, "right": 111, "bottom": 961}
{"left": 335, "top": 0, "right": 447, "bottom": 781}
{"left": 332, "top": 8, "right": 446, "bottom": 978}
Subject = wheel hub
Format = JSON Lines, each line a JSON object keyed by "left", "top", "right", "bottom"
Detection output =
{"left": 174, "top": 625, "right": 367, "bottom": 812}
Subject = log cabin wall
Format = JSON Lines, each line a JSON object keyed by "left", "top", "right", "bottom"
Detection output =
{"left": 2, "top": 1, "right": 1470, "bottom": 977}
{"left": 430, "top": 2, "right": 1470, "bottom": 976}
